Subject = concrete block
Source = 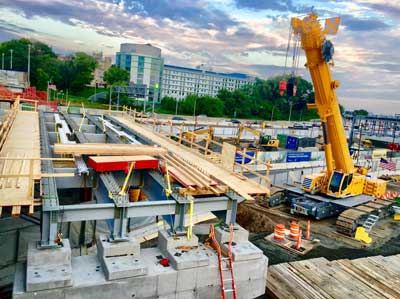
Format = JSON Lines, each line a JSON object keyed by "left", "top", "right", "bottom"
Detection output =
{"left": 13, "top": 263, "right": 64, "bottom": 299}
{"left": 176, "top": 290, "right": 196, "bottom": 299}
{"left": 102, "top": 255, "right": 148, "bottom": 280}
{"left": 97, "top": 234, "right": 140, "bottom": 258}
{"left": 27, "top": 239, "right": 71, "bottom": 267}
{"left": 236, "top": 278, "right": 267, "bottom": 299}
{"left": 125, "top": 274, "right": 158, "bottom": 298}
{"left": 158, "top": 230, "right": 199, "bottom": 253}
{"left": 26, "top": 239, "right": 72, "bottom": 292}
{"left": 26, "top": 263, "right": 72, "bottom": 292}
{"left": 176, "top": 268, "right": 197, "bottom": 292}
{"left": 234, "top": 255, "right": 268, "bottom": 282}
{"left": 196, "top": 285, "right": 221, "bottom": 299}
{"left": 221, "top": 241, "right": 263, "bottom": 262}
{"left": 167, "top": 243, "right": 210, "bottom": 270}
{"left": 215, "top": 224, "right": 249, "bottom": 245}
{"left": 65, "top": 281, "right": 127, "bottom": 299}
{"left": 156, "top": 269, "right": 178, "bottom": 296}
{"left": 71, "top": 255, "right": 106, "bottom": 287}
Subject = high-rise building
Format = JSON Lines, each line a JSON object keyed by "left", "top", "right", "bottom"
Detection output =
{"left": 161, "top": 64, "right": 255, "bottom": 100}
{"left": 116, "top": 43, "right": 163, "bottom": 102}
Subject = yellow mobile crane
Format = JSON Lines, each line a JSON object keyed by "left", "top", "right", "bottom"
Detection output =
{"left": 291, "top": 13, "right": 386, "bottom": 198}
{"left": 270, "top": 13, "right": 390, "bottom": 234}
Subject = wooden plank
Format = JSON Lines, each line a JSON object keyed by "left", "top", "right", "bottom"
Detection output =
{"left": 53, "top": 143, "right": 167, "bottom": 156}
{"left": 337, "top": 259, "right": 400, "bottom": 298}
{"left": 268, "top": 264, "right": 327, "bottom": 299}
{"left": 0, "top": 111, "right": 40, "bottom": 209}
{"left": 221, "top": 142, "right": 236, "bottom": 171}
{"left": 115, "top": 116, "right": 269, "bottom": 200}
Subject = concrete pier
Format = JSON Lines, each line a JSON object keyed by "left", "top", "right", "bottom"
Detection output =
{"left": 13, "top": 228, "right": 268, "bottom": 299}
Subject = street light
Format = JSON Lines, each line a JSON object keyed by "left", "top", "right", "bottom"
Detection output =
{"left": 27, "top": 44, "right": 31, "bottom": 86}
{"left": 1, "top": 53, "right": 4, "bottom": 70}
{"left": 9, "top": 49, "right": 13, "bottom": 70}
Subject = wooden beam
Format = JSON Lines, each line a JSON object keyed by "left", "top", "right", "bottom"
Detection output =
{"left": 53, "top": 143, "right": 167, "bottom": 156}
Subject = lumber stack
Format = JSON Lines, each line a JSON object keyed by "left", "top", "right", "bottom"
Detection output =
{"left": 267, "top": 254, "right": 400, "bottom": 299}
{"left": 53, "top": 143, "right": 166, "bottom": 156}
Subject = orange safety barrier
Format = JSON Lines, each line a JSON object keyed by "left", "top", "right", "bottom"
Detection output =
{"left": 288, "top": 221, "right": 300, "bottom": 240}
{"left": 306, "top": 220, "right": 311, "bottom": 240}
{"left": 273, "top": 224, "right": 286, "bottom": 242}
{"left": 296, "top": 229, "right": 302, "bottom": 250}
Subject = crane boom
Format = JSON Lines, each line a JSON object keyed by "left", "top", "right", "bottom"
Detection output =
{"left": 291, "top": 13, "right": 354, "bottom": 176}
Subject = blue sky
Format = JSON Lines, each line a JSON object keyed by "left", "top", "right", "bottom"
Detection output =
{"left": 0, "top": 0, "right": 399, "bottom": 113}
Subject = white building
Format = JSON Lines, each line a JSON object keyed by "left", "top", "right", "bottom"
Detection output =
{"left": 161, "top": 64, "right": 255, "bottom": 100}
{"left": 116, "top": 43, "right": 163, "bottom": 102}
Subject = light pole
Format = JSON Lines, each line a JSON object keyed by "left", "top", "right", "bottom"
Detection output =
{"left": 288, "top": 101, "right": 293, "bottom": 122}
{"left": 94, "top": 80, "right": 97, "bottom": 102}
{"left": 1, "top": 53, "right": 4, "bottom": 70}
{"left": 175, "top": 99, "right": 179, "bottom": 115}
{"left": 270, "top": 105, "right": 275, "bottom": 121}
{"left": 9, "top": 49, "right": 13, "bottom": 70}
{"left": 27, "top": 44, "right": 31, "bottom": 86}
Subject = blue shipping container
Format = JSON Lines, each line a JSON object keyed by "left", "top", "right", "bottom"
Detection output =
{"left": 235, "top": 151, "right": 255, "bottom": 164}
{"left": 286, "top": 152, "right": 311, "bottom": 162}
{"left": 286, "top": 136, "right": 299, "bottom": 150}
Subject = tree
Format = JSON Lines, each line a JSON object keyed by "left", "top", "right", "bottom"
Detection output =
{"left": 353, "top": 109, "right": 369, "bottom": 116}
{"left": 104, "top": 65, "right": 130, "bottom": 85}
{"left": 0, "top": 38, "right": 60, "bottom": 89}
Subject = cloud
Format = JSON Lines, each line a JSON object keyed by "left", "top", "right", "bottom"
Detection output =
{"left": 0, "top": 0, "right": 399, "bottom": 113}
{"left": 341, "top": 14, "right": 389, "bottom": 31}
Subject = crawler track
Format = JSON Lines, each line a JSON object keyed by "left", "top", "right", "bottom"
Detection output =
{"left": 336, "top": 199, "right": 394, "bottom": 236}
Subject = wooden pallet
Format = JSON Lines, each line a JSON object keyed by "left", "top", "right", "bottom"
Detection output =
{"left": 264, "top": 229, "right": 319, "bottom": 256}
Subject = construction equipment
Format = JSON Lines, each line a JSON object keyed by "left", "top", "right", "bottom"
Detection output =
{"left": 269, "top": 12, "right": 389, "bottom": 236}
{"left": 235, "top": 125, "right": 279, "bottom": 150}
{"left": 182, "top": 127, "right": 214, "bottom": 142}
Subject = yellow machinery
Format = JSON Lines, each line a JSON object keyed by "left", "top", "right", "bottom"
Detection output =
{"left": 183, "top": 127, "right": 214, "bottom": 142}
{"left": 235, "top": 125, "right": 279, "bottom": 150}
{"left": 291, "top": 13, "right": 386, "bottom": 198}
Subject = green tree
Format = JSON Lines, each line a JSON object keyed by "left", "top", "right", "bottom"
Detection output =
{"left": 0, "top": 38, "right": 60, "bottom": 89}
{"left": 104, "top": 65, "right": 129, "bottom": 85}
{"left": 353, "top": 109, "right": 369, "bottom": 116}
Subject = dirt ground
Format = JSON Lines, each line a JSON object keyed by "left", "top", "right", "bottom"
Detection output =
{"left": 237, "top": 200, "right": 400, "bottom": 266}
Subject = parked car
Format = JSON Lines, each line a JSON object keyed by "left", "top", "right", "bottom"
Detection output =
{"left": 229, "top": 119, "right": 241, "bottom": 124}
{"left": 172, "top": 116, "right": 186, "bottom": 121}
{"left": 197, "top": 114, "right": 207, "bottom": 118}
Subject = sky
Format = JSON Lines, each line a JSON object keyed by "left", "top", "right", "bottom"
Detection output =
{"left": 0, "top": 0, "right": 399, "bottom": 114}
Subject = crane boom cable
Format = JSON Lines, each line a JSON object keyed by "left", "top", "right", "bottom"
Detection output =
{"left": 283, "top": 24, "right": 292, "bottom": 75}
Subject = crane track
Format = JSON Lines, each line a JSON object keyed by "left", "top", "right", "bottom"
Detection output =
{"left": 336, "top": 199, "right": 394, "bottom": 237}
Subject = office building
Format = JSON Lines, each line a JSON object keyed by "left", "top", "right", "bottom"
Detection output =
{"left": 161, "top": 64, "right": 255, "bottom": 100}
{"left": 116, "top": 43, "right": 163, "bottom": 102}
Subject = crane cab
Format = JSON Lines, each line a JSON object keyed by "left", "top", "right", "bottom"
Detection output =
{"left": 326, "top": 171, "right": 365, "bottom": 198}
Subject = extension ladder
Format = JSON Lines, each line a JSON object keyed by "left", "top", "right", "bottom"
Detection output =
{"left": 209, "top": 224, "right": 237, "bottom": 299}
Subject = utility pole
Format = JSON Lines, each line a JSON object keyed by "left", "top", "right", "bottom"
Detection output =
{"left": 270, "top": 105, "right": 275, "bottom": 121}
{"left": 27, "top": 44, "right": 31, "bottom": 86}
{"left": 175, "top": 99, "right": 178, "bottom": 115}
{"left": 108, "top": 86, "right": 113, "bottom": 111}
{"left": 10, "top": 49, "right": 13, "bottom": 70}
{"left": 288, "top": 101, "right": 293, "bottom": 122}
{"left": 1, "top": 53, "right": 4, "bottom": 69}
